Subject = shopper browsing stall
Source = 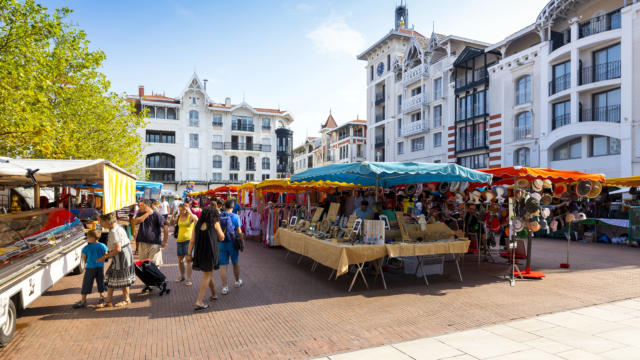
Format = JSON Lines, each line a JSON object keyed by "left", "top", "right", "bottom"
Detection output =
{"left": 134, "top": 199, "right": 168, "bottom": 265}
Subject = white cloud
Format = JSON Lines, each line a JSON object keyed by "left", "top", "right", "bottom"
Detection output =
{"left": 307, "top": 17, "right": 365, "bottom": 57}
{"left": 295, "top": 3, "right": 314, "bottom": 13}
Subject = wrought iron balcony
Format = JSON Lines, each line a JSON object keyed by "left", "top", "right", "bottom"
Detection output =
{"left": 229, "top": 164, "right": 240, "bottom": 171}
{"left": 579, "top": 10, "right": 621, "bottom": 39}
{"left": 401, "top": 120, "right": 428, "bottom": 137}
{"left": 581, "top": 105, "right": 621, "bottom": 123}
{"left": 402, "top": 64, "right": 427, "bottom": 85}
{"left": 514, "top": 126, "right": 532, "bottom": 141}
{"left": 549, "top": 74, "right": 571, "bottom": 95}
{"left": 552, "top": 113, "right": 571, "bottom": 130}
{"left": 246, "top": 164, "right": 256, "bottom": 171}
{"left": 224, "top": 142, "right": 262, "bottom": 151}
{"left": 402, "top": 94, "right": 426, "bottom": 114}
{"left": 231, "top": 123, "right": 255, "bottom": 131}
{"left": 580, "top": 60, "right": 621, "bottom": 85}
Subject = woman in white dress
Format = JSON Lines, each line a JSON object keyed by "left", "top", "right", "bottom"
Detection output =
{"left": 97, "top": 213, "right": 136, "bottom": 307}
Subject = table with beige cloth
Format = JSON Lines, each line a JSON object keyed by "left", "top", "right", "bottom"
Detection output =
{"left": 275, "top": 228, "right": 469, "bottom": 291}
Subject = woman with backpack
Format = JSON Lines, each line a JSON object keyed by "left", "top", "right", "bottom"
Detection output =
{"left": 186, "top": 206, "right": 223, "bottom": 312}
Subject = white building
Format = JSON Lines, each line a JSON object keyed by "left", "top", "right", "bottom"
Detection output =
{"left": 128, "top": 73, "right": 294, "bottom": 192}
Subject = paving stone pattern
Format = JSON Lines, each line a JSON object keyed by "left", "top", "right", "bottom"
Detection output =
{"left": 2, "top": 237, "right": 640, "bottom": 359}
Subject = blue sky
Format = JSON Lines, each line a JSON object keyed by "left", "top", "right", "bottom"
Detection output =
{"left": 47, "top": 0, "right": 549, "bottom": 145}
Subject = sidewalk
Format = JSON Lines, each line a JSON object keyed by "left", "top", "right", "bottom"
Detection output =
{"left": 320, "top": 298, "right": 640, "bottom": 360}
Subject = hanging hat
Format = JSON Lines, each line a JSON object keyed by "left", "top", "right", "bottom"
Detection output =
{"left": 525, "top": 197, "right": 540, "bottom": 214}
{"left": 494, "top": 185, "right": 507, "bottom": 199}
{"left": 550, "top": 219, "right": 559, "bottom": 232}
{"left": 483, "top": 190, "right": 496, "bottom": 203}
{"left": 504, "top": 226, "right": 510, "bottom": 237}
{"left": 542, "top": 179, "right": 553, "bottom": 190}
{"left": 416, "top": 183, "right": 424, "bottom": 194}
{"left": 489, "top": 203, "right": 500, "bottom": 214}
{"left": 458, "top": 182, "right": 469, "bottom": 193}
{"left": 469, "top": 190, "right": 482, "bottom": 204}
{"left": 540, "top": 219, "right": 549, "bottom": 231}
{"left": 500, "top": 209, "right": 509, "bottom": 218}
{"left": 554, "top": 182, "right": 568, "bottom": 196}
{"left": 565, "top": 213, "right": 576, "bottom": 223}
{"left": 587, "top": 181, "right": 602, "bottom": 199}
{"left": 490, "top": 217, "right": 501, "bottom": 233}
{"left": 516, "top": 178, "right": 530, "bottom": 189}
{"left": 532, "top": 179, "right": 544, "bottom": 192}
{"left": 541, "top": 207, "right": 551, "bottom": 219}
{"left": 530, "top": 192, "right": 542, "bottom": 202}
{"left": 576, "top": 180, "right": 592, "bottom": 197}
{"left": 438, "top": 182, "right": 450, "bottom": 193}
{"left": 528, "top": 220, "right": 541, "bottom": 232}
{"left": 427, "top": 183, "right": 437, "bottom": 192}
{"left": 406, "top": 183, "right": 418, "bottom": 196}
{"left": 541, "top": 193, "right": 553, "bottom": 205}
{"left": 449, "top": 182, "right": 460, "bottom": 192}
{"left": 455, "top": 192, "right": 465, "bottom": 203}
{"left": 513, "top": 219, "right": 524, "bottom": 232}
{"left": 576, "top": 212, "right": 587, "bottom": 221}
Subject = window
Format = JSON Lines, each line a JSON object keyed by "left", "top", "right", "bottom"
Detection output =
{"left": 434, "top": 78, "right": 442, "bottom": 99}
{"left": 514, "top": 148, "right": 530, "bottom": 166}
{"left": 262, "top": 157, "right": 270, "bottom": 170}
{"left": 147, "top": 107, "right": 155, "bottom": 118}
{"left": 146, "top": 131, "right": 175, "bottom": 144}
{"left": 457, "top": 154, "right": 488, "bottom": 169}
{"left": 212, "top": 155, "right": 222, "bottom": 169}
{"left": 397, "top": 118, "right": 402, "bottom": 136}
{"left": 148, "top": 171, "right": 174, "bottom": 181}
{"left": 357, "top": 144, "right": 364, "bottom": 157}
{"left": 370, "top": 66, "right": 373, "bottom": 81}
{"left": 515, "top": 75, "right": 531, "bottom": 105}
{"left": 411, "top": 137, "right": 424, "bottom": 152}
{"left": 246, "top": 156, "right": 255, "bottom": 171}
{"left": 552, "top": 61, "right": 571, "bottom": 94}
{"left": 212, "top": 173, "right": 222, "bottom": 181}
{"left": 387, "top": 55, "right": 390, "bottom": 71}
{"left": 515, "top": 112, "right": 532, "bottom": 140}
{"left": 262, "top": 118, "right": 271, "bottom": 130}
{"left": 229, "top": 173, "right": 238, "bottom": 181}
{"left": 212, "top": 114, "right": 222, "bottom": 127}
{"left": 433, "top": 133, "right": 442, "bottom": 147}
{"left": 589, "top": 136, "right": 620, "bottom": 157}
{"left": 146, "top": 153, "right": 175, "bottom": 169}
{"left": 189, "top": 134, "right": 199, "bottom": 148}
{"left": 166, "top": 108, "right": 176, "bottom": 120}
{"left": 261, "top": 138, "right": 271, "bottom": 152}
{"left": 593, "top": 43, "right": 621, "bottom": 82}
{"left": 192, "top": 97, "right": 196, "bottom": 104}
{"left": 457, "top": 91, "right": 485, "bottom": 121}
{"left": 262, "top": 174, "right": 270, "bottom": 180}
{"left": 189, "top": 110, "right": 199, "bottom": 127}
{"left": 552, "top": 101, "right": 571, "bottom": 130}
{"left": 553, "top": 138, "right": 582, "bottom": 160}
{"left": 433, "top": 105, "right": 442, "bottom": 128}
{"left": 397, "top": 95, "right": 402, "bottom": 114}
{"left": 230, "top": 156, "right": 239, "bottom": 170}
{"left": 397, "top": 142, "right": 404, "bottom": 155}
{"left": 456, "top": 123, "right": 486, "bottom": 151}
{"left": 434, "top": 159, "right": 441, "bottom": 163}
{"left": 589, "top": 88, "right": 621, "bottom": 123}
{"left": 246, "top": 173, "right": 255, "bottom": 181}
{"left": 156, "top": 107, "right": 166, "bottom": 119}
{"left": 411, "top": 112, "right": 421, "bottom": 122}
{"left": 232, "top": 116, "right": 254, "bottom": 131}
{"left": 410, "top": 86, "right": 422, "bottom": 97}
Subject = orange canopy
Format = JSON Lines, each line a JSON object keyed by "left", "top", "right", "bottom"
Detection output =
{"left": 478, "top": 167, "right": 605, "bottom": 184}
{"left": 212, "top": 185, "right": 239, "bottom": 194}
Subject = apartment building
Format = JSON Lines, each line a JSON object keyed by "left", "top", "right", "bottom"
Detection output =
{"left": 127, "top": 73, "right": 294, "bottom": 192}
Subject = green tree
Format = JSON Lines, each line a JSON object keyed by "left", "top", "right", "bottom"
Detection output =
{"left": 0, "top": 0, "right": 147, "bottom": 175}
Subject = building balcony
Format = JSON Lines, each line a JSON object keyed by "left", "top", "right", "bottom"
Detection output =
{"left": 551, "top": 114, "right": 571, "bottom": 131}
{"left": 375, "top": 91, "right": 385, "bottom": 105}
{"left": 578, "top": 10, "right": 621, "bottom": 39}
{"left": 246, "top": 164, "right": 256, "bottom": 171}
{"left": 375, "top": 113, "right": 385, "bottom": 123}
{"left": 581, "top": 104, "right": 621, "bottom": 123}
{"left": 224, "top": 142, "right": 262, "bottom": 151}
{"left": 212, "top": 141, "right": 223, "bottom": 150}
{"left": 549, "top": 74, "right": 571, "bottom": 96}
{"left": 514, "top": 126, "right": 532, "bottom": 141}
{"left": 402, "top": 94, "right": 426, "bottom": 114}
{"left": 580, "top": 60, "right": 621, "bottom": 85}
{"left": 375, "top": 135, "right": 385, "bottom": 147}
{"left": 402, "top": 64, "right": 427, "bottom": 85}
{"left": 231, "top": 123, "right": 255, "bottom": 132}
{"left": 401, "top": 120, "right": 428, "bottom": 137}
{"left": 229, "top": 164, "right": 240, "bottom": 171}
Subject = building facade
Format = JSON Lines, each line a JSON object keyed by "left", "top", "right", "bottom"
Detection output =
{"left": 360, "top": 0, "right": 640, "bottom": 178}
{"left": 128, "top": 73, "right": 294, "bottom": 192}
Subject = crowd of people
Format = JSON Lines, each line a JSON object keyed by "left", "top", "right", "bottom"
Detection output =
{"left": 73, "top": 195, "right": 245, "bottom": 312}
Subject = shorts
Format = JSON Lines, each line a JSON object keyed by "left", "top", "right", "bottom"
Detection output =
{"left": 219, "top": 241, "right": 239, "bottom": 266}
{"left": 81, "top": 267, "right": 104, "bottom": 295}
{"left": 176, "top": 241, "right": 189, "bottom": 257}
{"left": 138, "top": 242, "right": 163, "bottom": 265}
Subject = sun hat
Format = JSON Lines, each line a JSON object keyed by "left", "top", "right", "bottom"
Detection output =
{"left": 542, "top": 179, "right": 553, "bottom": 189}
{"left": 455, "top": 192, "right": 465, "bottom": 203}
{"left": 587, "top": 181, "right": 602, "bottom": 199}
{"left": 489, "top": 203, "right": 500, "bottom": 214}
{"left": 532, "top": 179, "right": 543, "bottom": 192}
{"left": 541, "top": 193, "right": 553, "bottom": 205}
{"left": 500, "top": 209, "right": 509, "bottom": 218}
{"left": 528, "top": 221, "right": 541, "bottom": 232}
{"left": 469, "top": 190, "right": 482, "bottom": 204}
{"left": 483, "top": 190, "right": 496, "bottom": 203}
{"left": 438, "top": 182, "right": 450, "bottom": 193}
{"left": 541, "top": 207, "right": 551, "bottom": 219}
{"left": 576, "top": 212, "right": 587, "bottom": 221}
{"left": 525, "top": 197, "right": 540, "bottom": 214}
{"left": 565, "top": 213, "right": 576, "bottom": 223}
{"left": 515, "top": 178, "right": 530, "bottom": 189}
{"left": 530, "top": 192, "right": 542, "bottom": 202}
{"left": 554, "top": 182, "right": 568, "bottom": 196}
{"left": 494, "top": 185, "right": 507, "bottom": 199}
{"left": 513, "top": 219, "right": 524, "bottom": 232}
{"left": 576, "top": 180, "right": 592, "bottom": 197}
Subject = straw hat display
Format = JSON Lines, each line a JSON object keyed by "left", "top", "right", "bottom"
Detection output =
{"left": 483, "top": 190, "right": 496, "bottom": 203}
{"left": 525, "top": 196, "right": 540, "bottom": 214}
{"left": 515, "top": 178, "right": 530, "bottom": 189}
{"left": 587, "top": 181, "right": 602, "bottom": 199}
{"left": 541, "top": 193, "right": 553, "bottom": 205}
{"left": 438, "top": 182, "right": 450, "bottom": 193}
{"left": 541, "top": 207, "right": 551, "bottom": 219}
{"left": 469, "top": 190, "right": 482, "bottom": 204}
{"left": 494, "top": 185, "right": 507, "bottom": 199}
{"left": 576, "top": 180, "right": 592, "bottom": 197}
{"left": 513, "top": 219, "right": 524, "bottom": 232}
{"left": 542, "top": 179, "right": 553, "bottom": 190}
{"left": 565, "top": 213, "right": 576, "bottom": 223}
{"left": 531, "top": 179, "right": 543, "bottom": 192}
{"left": 488, "top": 203, "right": 500, "bottom": 214}
{"left": 528, "top": 220, "right": 541, "bottom": 232}
{"left": 554, "top": 182, "right": 568, "bottom": 196}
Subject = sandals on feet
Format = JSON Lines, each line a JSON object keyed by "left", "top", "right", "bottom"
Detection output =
{"left": 72, "top": 301, "right": 86, "bottom": 309}
{"left": 194, "top": 304, "right": 210, "bottom": 312}
{"left": 114, "top": 299, "right": 131, "bottom": 308}
{"left": 96, "top": 301, "right": 113, "bottom": 308}
{"left": 209, "top": 296, "right": 218, "bottom": 301}
{"left": 185, "top": 280, "right": 193, "bottom": 286}
{"left": 175, "top": 278, "right": 185, "bottom": 283}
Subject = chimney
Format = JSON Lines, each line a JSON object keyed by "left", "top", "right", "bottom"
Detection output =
{"left": 138, "top": 85, "right": 144, "bottom": 97}
{"left": 225, "top": 97, "right": 231, "bottom": 107}
{"left": 203, "top": 79, "right": 208, "bottom": 91}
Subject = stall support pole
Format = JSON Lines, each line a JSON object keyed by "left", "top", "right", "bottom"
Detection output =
{"left": 33, "top": 184, "right": 40, "bottom": 209}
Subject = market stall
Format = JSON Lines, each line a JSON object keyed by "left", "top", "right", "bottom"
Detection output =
{"left": 604, "top": 176, "right": 640, "bottom": 245}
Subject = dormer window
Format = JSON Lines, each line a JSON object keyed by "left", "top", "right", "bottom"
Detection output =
{"left": 192, "top": 97, "right": 196, "bottom": 104}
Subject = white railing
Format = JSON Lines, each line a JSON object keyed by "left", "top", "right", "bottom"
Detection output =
{"left": 514, "top": 126, "right": 532, "bottom": 141}
{"left": 401, "top": 120, "right": 427, "bottom": 137}
{"left": 402, "top": 94, "right": 426, "bottom": 114}
{"left": 402, "top": 64, "right": 427, "bottom": 85}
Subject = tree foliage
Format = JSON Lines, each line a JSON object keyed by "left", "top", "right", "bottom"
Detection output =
{"left": 0, "top": 0, "right": 147, "bottom": 175}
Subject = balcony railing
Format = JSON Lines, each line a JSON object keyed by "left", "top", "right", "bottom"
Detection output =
{"left": 231, "top": 123, "right": 255, "bottom": 131}
{"left": 375, "top": 113, "right": 385, "bottom": 123}
{"left": 375, "top": 135, "right": 385, "bottom": 147}
{"left": 229, "top": 164, "right": 240, "bottom": 171}
{"left": 581, "top": 105, "right": 621, "bottom": 123}
{"left": 401, "top": 120, "right": 427, "bottom": 137}
{"left": 402, "top": 64, "right": 427, "bottom": 84}
{"left": 375, "top": 91, "right": 385, "bottom": 105}
{"left": 515, "top": 89, "right": 530, "bottom": 106}
{"left": 552, "top": 114, "right": 571, "bottom": 130}
{"left": 549, "top": 74, "right": 571, "bottom": 95}
{"left": 246, "top": 164, "right": 256, "bottom": 171}
{"left": 580, "top": 60, "right": 621, "bottom": 85}
{"left": 224, "top": 142, "right": 262, "bottom": 151}
{"left": 579, "top": 10, "right": 621, "bottom": 39}
{"left": 402, "top": 94, "right": 426, "bottom": 114}
{"left": 514, "top": 126, "right": 532, "bottom": 141}
{"left": 212, "top": 141, "right": 223, "bottom": 150}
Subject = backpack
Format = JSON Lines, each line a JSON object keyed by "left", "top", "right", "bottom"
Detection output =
{"left": 221, "top": 212, "right": 243, "bottom": 251}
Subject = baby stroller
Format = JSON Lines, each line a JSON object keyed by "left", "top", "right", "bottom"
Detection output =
{"left": 134, "top": 259, "right": 170, "bottom": 296}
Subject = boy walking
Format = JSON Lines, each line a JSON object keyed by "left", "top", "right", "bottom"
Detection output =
{"left": 73, "top": 230, "right": 108, "bottom": 308}
{"left": 219, "top": 200, "right": 244, "bottom": 295}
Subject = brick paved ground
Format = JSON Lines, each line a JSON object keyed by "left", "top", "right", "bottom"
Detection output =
{"left": 2, "top": 236, "right": 640, "bottom": 360}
